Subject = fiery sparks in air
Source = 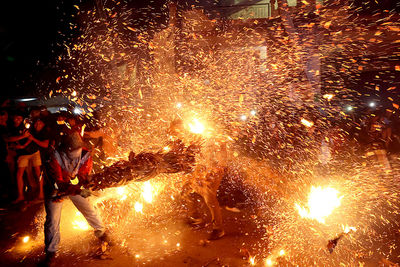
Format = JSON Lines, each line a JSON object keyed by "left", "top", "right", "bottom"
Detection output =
{"left": 295, "top": 186, "right": 343, "bottom": 224}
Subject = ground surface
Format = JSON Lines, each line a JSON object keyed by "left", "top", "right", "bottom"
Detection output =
{"left": 1, "top": 156, "right": 400, "bottom": 266}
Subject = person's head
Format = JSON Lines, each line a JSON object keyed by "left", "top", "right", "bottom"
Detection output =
{"left": 61, "top": 131, "right": 84, "bottom": 159}
{"left": 30, "top": 107, "right": 41, "bottom": 120}
{"left": 34, "top": 119, "right": 45, "bottom": 132}
{"left": 13, "top": 113, "right": 24, "bottom": 127}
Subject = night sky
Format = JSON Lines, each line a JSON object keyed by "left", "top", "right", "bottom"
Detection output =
{"left": 0, "top": 0, "right": 167, "bottom": 98}
{"left": 0, "top": 1, "right": 70, "bottom": 97}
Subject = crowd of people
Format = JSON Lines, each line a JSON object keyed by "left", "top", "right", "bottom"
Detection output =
{"left": 0, "top": 100, "right": 111, "bottom": 266}
{"left": 0, "top": 102, "right": 85, "bottom": 204}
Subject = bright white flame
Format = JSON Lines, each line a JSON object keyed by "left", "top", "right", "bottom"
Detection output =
{"left": 250, "top": 110, "right": 256, "bottom": 116}
{"left": 279, "top": 249, "right": 285, "bottom": 256}
{"left": 249, "top": 256, "right": 256, "bottom": 265}
{"left": 346, "top": 106, "right": 353, "bottom": 111}
{"left": 176, "top": 243, "right": 181, "bottom": 248}
{"left": 72, "top": 211, "right": 90, "bottom": 230}
{"left": 142, "top": 181, "right": 153, "bottom": 203}
{"left": 295, "top": 186, "right": 343, "bottom": 224}
{"left": 72, "top": 91, "right": 77, "bottom": 97}
{"left": 240, "top": 115, "right": 247, "bottom": 121}
{"left": 188, "top": 118, "right": 205, "bottom": 134}
{"left": 369, "top": 102, "right": 376, "bottom": 108}
{"left": 300, "top": 118, "right": 314, "bottom": 128}
{"left": 163, "top": 146, "right": 170, "bottom": 152}
{"left": 134, "top": 202, "right": 143, "bottom": 213}
{"left": 176, "top": 102, "right": 182, "bottom": 108}
{"left": 22, "top": 236, "right": 30, "bottom": 243}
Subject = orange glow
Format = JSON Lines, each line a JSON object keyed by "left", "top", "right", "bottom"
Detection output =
{"left": 295, "top": 186, "right": 343, "bottom": 224}
{"left": 188, "top": 118, "right": 205, "bottom": 134}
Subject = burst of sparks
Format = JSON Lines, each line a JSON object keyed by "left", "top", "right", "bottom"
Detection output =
{"left": 295, "top": 186, "right": 343, "bottom": 224}
{"left": 22, "top": 236, "right": 30, "bottom": 243}
{"left": 72, "top": 211, "right": 90, "bottom": 230}
{"left": 188, "top": 118, "right": 205, "bottom": 134}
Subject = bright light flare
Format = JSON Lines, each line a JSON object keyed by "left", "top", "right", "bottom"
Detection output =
{"left": 265, "top": 258, "right": 273, "bottom": 266}
{"left": 279, "top": 249, "right": 285, "bottom": 256}
{"left": 250, "top": 110, "right": 256, "bottom": 116}
{"left": 343, "top": 225, "right": 357, "bottom": 234}
{"left": 240, "top": 114, "right": 247, "bottom": 121}
{"left": 73, "top": 107, "right": 82, "bottom": 115}
{"left": 22, "top": 236, "right": 30, "bottom": 243}
{"left": 295, "top": 186, "right": 343, "bottom": 224}
{"left": 134, "top": 202, "right": 143, "bottom": 213}
{"left": 176, "top": 102, "right": 182, "bottom": 108}
{"left": 369, "top": 102, "right": 376, "bottom": 108}
{"left": 72, "top": 211, "right": 90, "bottom": 230}
{"left": 249, "top": 256, "right": 256, "bottom": 265}
{"left": 300, "top": 118, "right": 314, "bottom": 128}
{"left": 116, "top": 186, "right": 128, "bottom": 201}
{"left": 188, "top": 118, "right": 205, "bottom": 134}
{"left": 142, "top": 181, "right": 153, "bottom": 203}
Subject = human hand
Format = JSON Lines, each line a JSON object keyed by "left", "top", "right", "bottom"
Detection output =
{"left": 22, "top": 130, "right": 31, "bottom": 138}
